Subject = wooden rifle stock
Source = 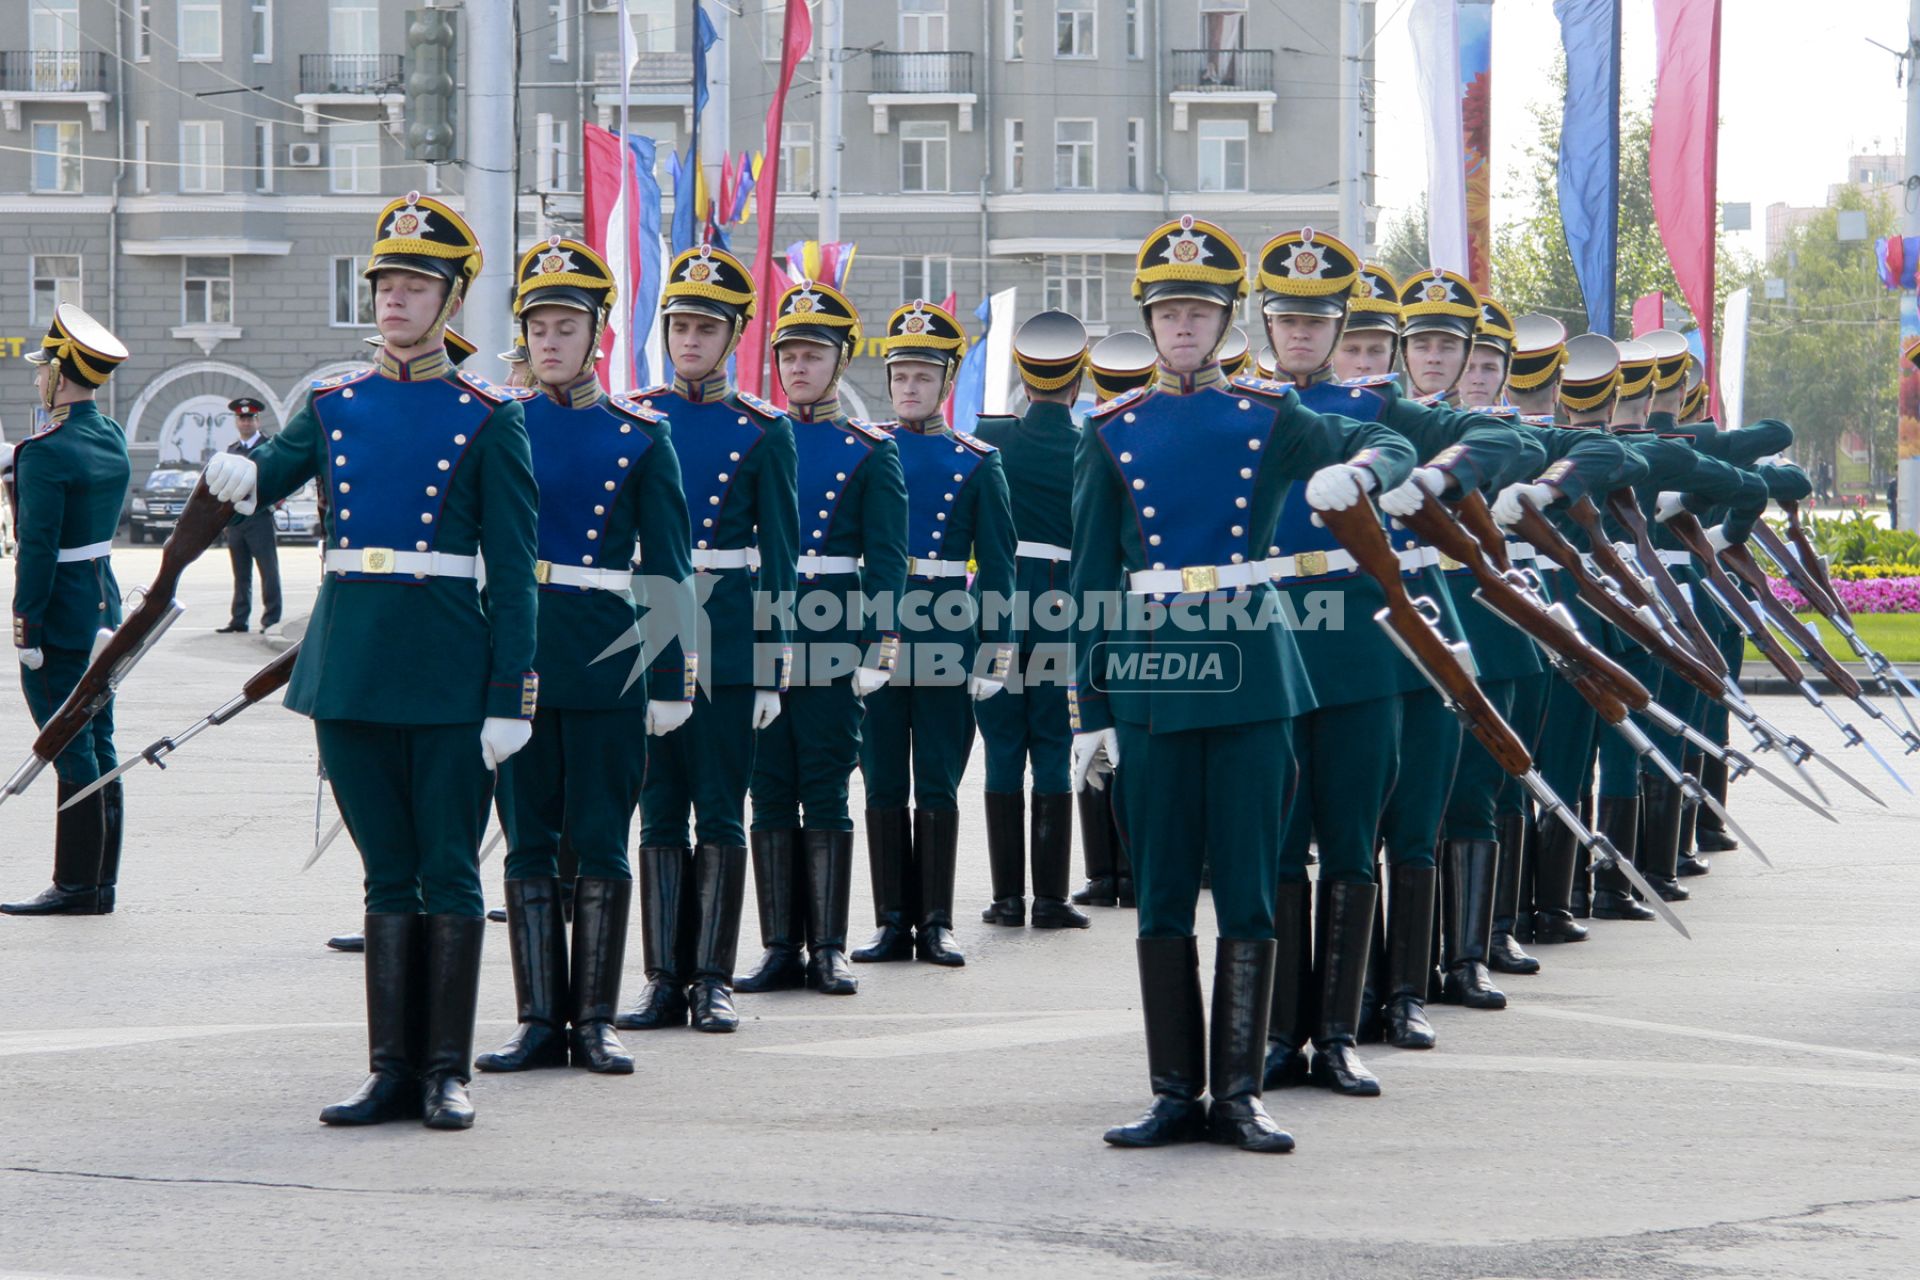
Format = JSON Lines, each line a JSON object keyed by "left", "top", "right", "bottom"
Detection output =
{"left": 1451, "top": 490, "right": 1511, "bottom": 571}
{"left": 1661, "top": 511, "right": 1808, "bottom": 686}
{"left": 1605, "top": 490, "right": 1726, "bottom": 673}
{"left": 1752, "top": 520, "right": 1846, "bottom": 621}
{"left": 1719, "top": 543, "right": 1864, "bottom": 697}
{"left": 239, "top": 642, "right": 302, "bottom": 709}
{"left": 1781, "top": 501, "right": 1851, "bottom": 620}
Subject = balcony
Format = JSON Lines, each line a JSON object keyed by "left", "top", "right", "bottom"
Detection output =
{"left": 0, "top": 50, "right": 111, "bottom": 131}
{"left": 295, "top": 54, "right": 405, "bottom": 135}
{"left": 864, "top": 51, "right": 976, "bottom": 134}
{"left": 1167, "top": 48, "right": 1276, "bottom": 133}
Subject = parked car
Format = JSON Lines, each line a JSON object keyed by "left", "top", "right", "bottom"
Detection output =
{"left": 129, "top": 468, "right": 200, "bottom": 543}
{"left": 274, "top": 480, "right": 322, "bottom": 543}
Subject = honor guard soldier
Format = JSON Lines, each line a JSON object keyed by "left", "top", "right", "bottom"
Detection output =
{"left": 473, "top": 238, "right": 694, "bottom": 1078}
{"left": 971, "top": 310, "right": 1092, "bottom": 932}
{"left": 852, "top": 300, "right": 1017, "bottom": 969}
{"left": 1503, "top": 313, "right": 1568, "bottom": 418}
{"left": 1457, "top": 297, "right": 1515, "bottom": 408}
{"left": 616, "top": 244, "right": 799, "bottom": 1035}
{"left": 1328, "top": 264, "right": 1403, "bottom": 379}
{"left": 1086, "top": 330, "right": 1157, "bottom": 403}
{"left": 216, "top": 397, "right": 283, "bottom": 636}
{"left": 737, "top": 280, "right": 907, "bottom": 997}
{"left": 1075, "top": 217, "right": 1415, "bottom": 1153}
{"left": 203, "top": 194, "right": 540, "bottom": 1131}
{"left": 1, "top": 304, "right": 131, "bottom": 917}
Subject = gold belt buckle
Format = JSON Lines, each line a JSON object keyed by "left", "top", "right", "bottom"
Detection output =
{"left": 906, "top": 555, "right": 919, "bottom": 577}
{"left": 1180, "top": 564, "right": 1219, "bottom": 594}
{"left": 360, "top": 547, "right": 395, "bottom": 574}
{"left": 533, "top": 559, "right": 553, "bottom": 585}
{"left": 1294, "top": 550, "right": 1327, "bottom": 578}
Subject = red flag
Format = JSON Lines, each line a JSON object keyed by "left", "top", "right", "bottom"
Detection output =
{"left": 1650, "top": 0, "right": 1722, "bottom": 414}
{"left": 1632, "top": 291, "right": 1665, "bottom": 338}
{"left": 739, "top": 0, "right": 815, "bottom": 395}
{"left": 760, "top": 260, "right": 795, "bottom": 410}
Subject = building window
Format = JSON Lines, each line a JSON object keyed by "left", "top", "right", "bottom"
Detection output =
{"left": 549, "top": 0, "right": 571, "bottom": 61}
{"left": 899, "top": 0, "right": 949, "bottom": 53}
{"left": 631, "top": 0, "right": 674, "bottom": 53}
{"left": 183, "top": 256, "right": 234, "bottom": 326}
{"left": 135, "top": 2, "right": 152, "bottom": 61}
{"left": 251, "top": 0, "right": 272, "bottom": 61}
{"left": 331, "top": 257, "right": 375, "bottom": 327}
{"left": 179, "top": 1, "right": 224, "bottom": 60}
{"left": 1198, "top": 118, "right": 1248, "bottom": 192}
{"left": 31, "top": 255, "right": 82, "bottom": 324}
{"left": 1125, "top": 117, "right": 1145, "bottom": 191}
{"left": 1005, "top": 118, "right": 1024, "bottom": 192}
{"left": 1056, "top": 0, "right": 1095, "bottom": 59}
{"left": 762, "top": 1, "right": 814, "bottom": 60}
{"left": 329, "top": 0, "right": 379, "bottom": 57}
{"left": 901, "top": 255, "right": 951, "bottom": 305}
{"left": 253, "top": 122, "right": 273, "bottom": 193}
{"left": 133, "top": 120, "right": 152, "bottom": 193}
{"left": 1201, "top": 0, "right": 1247, "bottom": 50}
{"left": 535, "top": 113, "right": 571, "bottom": 192}
{"left": 1044, "top": 255, "right": 1105, "bottom": 323}
{"left": 179, "top": 121, "right": 225, "bottom": 193}
{"left": 1006, "top": 0, "right": 1024, "bottom": 60}
{"left": 31, "top": 121, "right": 82, "bottom": 194}
{"left": 779, "top": 120, "right": 813, "bottom": 194}
{"left": 1055, "top": 118, "right": 1094, "bottom": 190}
{"left": 329, "top": 122, "right": 381, "bottom": 194}
{"left": 1127, "top": 0, "right": 1145, "bottom": 59}
{"left": 900, "top": 119, "right": 949, "bottom": 193}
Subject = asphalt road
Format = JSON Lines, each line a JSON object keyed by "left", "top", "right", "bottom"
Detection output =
{"left": 2, "top": 548, "right": 1918, "bottom": 1280}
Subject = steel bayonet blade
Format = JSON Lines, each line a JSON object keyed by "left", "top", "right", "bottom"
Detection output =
{"left": 60, "top": 753, "right": 147, "bottom": 810}
{"left": 302, "top": 816, "right": 346, "bottom": 872}
{"left": 1808, "top": 746, "right": 1890, "bottom": 809}
{"left": 1718, "top": 747, "right": 1838, "bottom": 823}
{"left": 477, "top": 827, "right": 505, "bottom": 866}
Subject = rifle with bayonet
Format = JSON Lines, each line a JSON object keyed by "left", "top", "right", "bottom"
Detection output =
{"left": 1604, "top": 491, "right": 1729, "bottom": 674}
{"left": 0, "top": 481, "right": 237, "bottom": 808}
{"left": 1321, "top": 498, "right": 1689, "bottom": 936}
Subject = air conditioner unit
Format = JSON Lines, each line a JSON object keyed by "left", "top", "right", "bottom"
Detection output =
{"left": 288, "top": 142, "right": 322, "bottom": 167}
{"left": 587, "top": 0, "right": 618, "bottom": 11}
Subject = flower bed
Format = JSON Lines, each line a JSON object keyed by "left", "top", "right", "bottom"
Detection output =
{"left": 1769, "top": 576, "right": 1920, "bottom": 614}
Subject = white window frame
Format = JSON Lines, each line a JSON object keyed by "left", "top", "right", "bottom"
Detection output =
{"left": 1006, "top": 0, "right": 1024, "bottom": 61}
{"left": 29, "top": 0, "right": 78, "bottom": 55}
{"left": 1125, "top": 117, "right": 1145, "bottom": 192}
{"left": 762, "top": 1, "right": 815, "bottom": 60}
{"left": 779, "top": 119, "right": 813, "bottom": 195}
{"left": 1126, "top": 0, "right": 1146, "bottom": 60}
{"left": 549, "top": 0, "right": 571, "bottom": 62}
{"left": 1043, "top": 254, "right": 1105, "bottom": 324}
{"left": 179, "top": 121, "right": 225, "bottom": 194}
{"left": 631, "top": 0, "right": 674, "bottom": 53}
{"left": 1055, "top": 0, "right": 1096, "bottom": 60}
{"left": 328, "top": 0, "right": 379, "bottom": 58}
{"left": 535, "top": 112, "right": 572, "bottom": 192}
{"left": 331, "top": 256, "right": 375, "bottom": 328}
{"left": 1197, "top": 117, "right": 1249, "bottom": 193}
{"left": 178, "top": 0, "right": 224, "bottom": 61}
{"left": 1005, "top": 118, "right": 1024, "bottom": 193}
{"left": 134, "top": 2, "right": 152, "bottom": 61}
{"left": 329, "top": 121, "right": 381, "bottom": 194}
{"left": 1201, "top": 0, "right": 1248, "bottom": 50}
{"left": 182, "top": 256, "right": 234, "bottom": 326}
{"left": 898, "top": 0, "right": 950, "bottom": 54}
{"left": 1054, "top": 117, "right": 1095, "bottom": 191}
{"left": 900, "top": 119, "right": 950, "bottom": 194}
{"left": 31, "top": 120, "right": 83, "bottom": 194}
{"left": 253, "top": 121, "right": 273, "bottom": 193}
{"left": 31, "top": 254, "right": 82, "bottom": 325}
{"left": 133, "top": 120, "right": 151, "bottom": 193}
{"left": 251, "top": 0, "right": 272, "bottom": 62}
{"left": 901, "top": 254, "right": 951, "bottom": 306}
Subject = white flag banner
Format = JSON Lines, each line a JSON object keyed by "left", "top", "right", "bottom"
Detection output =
{"left": 983, "top": 287, "right": 1019, "bottom": 415}
{"left": 1719, "top": 286, "right": 1749, "bottom": 431}
{"left": 1410, "top": 0, "right": 1469, "bottom": 274}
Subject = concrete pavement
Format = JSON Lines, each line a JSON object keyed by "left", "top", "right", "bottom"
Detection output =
{"left": 2, "top": 548, "right": 1919, "bottom": 1279}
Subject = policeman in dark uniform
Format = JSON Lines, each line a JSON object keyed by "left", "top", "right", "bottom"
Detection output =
{"left": 475, "top": 238, "right": 693, "bottom": 1078}
{"left": 1074, "top": 217, "right": 1414, "bottom": 1153}
{"left": 971, "top": 310, "right": 1091, "bottom": 932}
{"left": 852, "top": 301, "right": 1017, "bottom": 969}
{"left": 203, "top": 193, "right": 541, "bottom": 1130}
{"left": 215, "top": 397, "right": 283, "bottom": 635}
{"left": 1, "top": 304, "right": 131, "bottom": 916}
{"left": 738, "top": 280, "right": 907, "bottom": 997}
{"left": 616, "top": 245, "right": 798, "bottom": 1035}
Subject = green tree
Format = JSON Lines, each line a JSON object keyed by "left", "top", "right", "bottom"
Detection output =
{"left": 1377, "top": 194, "right": 1430, "bottom": 283}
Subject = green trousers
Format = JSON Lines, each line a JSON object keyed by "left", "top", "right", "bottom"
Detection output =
{"left": 1443, "top": 677, "right": 1518, "bottom": 841}
{"left": 1498, "top": 671, "right": 1552, "bottom": 818}
{"left": 974, "top": 653, "right": 1072, "bottom": 794}
{"left": 1113, "top": 717, "right": 1293, "bottom": 939}
{"left": 858, "top": 679, "right": 975, "bottom": 812}
{"left": 20, "top": 644, "right": 115, "bottom": 785}
{"left": 1278, "top": 695, "right": 1401, "bottom": 884}
{"left": 640, "top": 684, "right": 755, "bottom": 847}
{"left": 1598, "top": 647, "right": 1664, "bottom": 797}
{"left": 751, "top": 677, "right": 864, "bottom": 831}
{"left": 315, "top": 719, "right": 493, "bottom": 916}
{"left": 497, "top": 705, "right": 646, "bottom": 880}
{"left": 1379, "top": 688, "right": 1463, "bottom": 869}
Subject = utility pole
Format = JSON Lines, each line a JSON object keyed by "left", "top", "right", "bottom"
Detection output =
{"left": 462, "top": 0, "right": 516, "bottom": 383}
{"left": 819, "top": 0, "right": 843, "bottom": 245}
{"left": 1338, "top": 0, "right": 1367, "bottom": 252}
{"left": 1900, "top": 0, "right": 1920, "bottom": 530}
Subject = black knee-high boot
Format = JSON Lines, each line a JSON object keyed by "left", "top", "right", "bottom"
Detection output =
{"left": 688, "top": 844, "right": 748, "bottom": 1032}
{"left": 980, "top": 790, "right": 1026, "bottom": 925}
{"left": 1308, "top": 880, "right": 1382, "bottom": 1097}
{"left": 1104, "top": 937, "right": 1208, "bottom": 1147}
{"left": 852, "top": 808, "right": 915, "bottom": 961}
{"left": 475, "top": 878, "right": 568, "bottom": 1071}
{"left": 420, "top": 914, "right": 486, "bottom": 1130}
{"left": 1384, "top": 863, "right": 1437, "bottom": 1049}
{"left": 1, "top": 781, "right": 106, "bottom": 916}
{"left": 568, "top": 878, "right": 634, "bottom": 1072}
{"left": 914, "top": 808, "right": 966, "bottom": 966}
{"left": 1029, "top": 793, "right": 1088, "bottom": 928}
{"left": 1206, "top": 939, "right": 1294, "bottom": 1153}
{"left": 615, "top": 845, "right": 693, "bottom": 1029}
{"left": 1592, "top": 795, "right": 1657, "bottom": 921}
{"left": 1262, "top": 881, "right": 1314, "bottom": 1089}
{"left": 1441, "top": 839, "right": 1507, "bottom": 1010}
{"left": 1489, "top": 811, "right": 1540, "bottom": 974}
{"left": 802, "top": 829, "right": 859, "bottom": 994}
{"left": 1640, "top": 773, "right": 1691, "bottom": 902}
{"left": 736, "top": 829, "right": 807, "bottom": 991}
{"left": 320, "top": 913, "right": 425, "bottom": 1126}
{"left": 1071, "top": 787, "right": 1118, "bottom": 906}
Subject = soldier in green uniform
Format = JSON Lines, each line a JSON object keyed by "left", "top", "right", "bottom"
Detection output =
{"left": 1, "top": 305, "right": 130, "bottom": 917}
{"left": 613, "top": 246, "right": 798, "bottom": 1035}
{"left": 1086, "top": 331, "right": 1157, "bottom": 405}
{"left": 737, "top": 280, "right": 907, "bottom": 997}
{"left": 202, "top": 193, "right": 541, "bottom": 1131}
{"left": 472, "top": 238, "right": 694, "bottom": 1078}
{"left": 852, "top": 301, "right": 1017, "bottom": 969}
{"left": 1076, "top": 217, "right": 1415, "bottom": 1154}
{"left": 971, "top": 311, "right": 1092, "bottom": 932}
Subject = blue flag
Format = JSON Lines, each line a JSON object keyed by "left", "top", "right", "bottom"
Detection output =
{"left": 949, "top": 296, "right": 993, "bottom": 434}
{"left": 671, "top": 3, "right": 720, "bottom": 255}
{"left": 625, "top": 133, "right": 665, "bottom": 386}
{"left": 1555, "top": 0, "right": 1621, "bottom": 337}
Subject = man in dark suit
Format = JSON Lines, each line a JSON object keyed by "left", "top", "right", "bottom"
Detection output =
{"left": 216, "top": 397, "right": 282, "bottom": 634}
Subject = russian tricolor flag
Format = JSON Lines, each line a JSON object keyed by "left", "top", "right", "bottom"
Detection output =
{"left": 584, "top": 123, "right": 666, "bottom": 393}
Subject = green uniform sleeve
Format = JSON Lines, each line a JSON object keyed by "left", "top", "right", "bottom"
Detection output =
{"left": 1269, "top": 394, "right": 1417, "bottom": 493}
{"left": 1529, "top": 424, "right": 1625, "bottom": 508}
{"left": 9, "top": 438, "right": 66, "bottom": 648}
{"left": 631, "top": 418, "right": 694, "bottom": 704}
{"left": 967, "top": 449, "right": 1018, "bottom": 651}
{"left": 859, "top": 438, "right": 909, "bottom": 652}
{"left": 251, "top": 394, "right": 322, "bottom": 508}
{"left": 1069, "top": 423, "right": 1125, "bottom": 735}
{"left": 1397, "top": 399, "right": 1525, "bottom": 495}
{"left": 477, "top": 399, "right": 541, "bottom": 720}
{"left": 753, "top": 417, "right": 799, "bottom": 690}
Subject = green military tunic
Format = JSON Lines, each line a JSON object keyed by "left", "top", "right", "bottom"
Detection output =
{"left": 9, "top": 401, "right": 129, "bottom": 785}
{"left": 250, "top": 346, "right": 541, "bottom": 916}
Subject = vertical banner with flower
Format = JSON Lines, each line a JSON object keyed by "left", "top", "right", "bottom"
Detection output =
{"left": 1457, "top": 0, "right": 1493, "bottom": 291}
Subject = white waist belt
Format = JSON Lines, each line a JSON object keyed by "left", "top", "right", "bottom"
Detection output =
{"left": 691, "top": 547, "right": 759, "bottom": 570}
{"left": 1130, "top": 561, "right": 1268, "bottom": 594}
{"left": 907, "top": 556, "right": 971, "bottom": 579}
{"left": 1658, "top": 549, "right": 1691, "bottom": 566}
{"left": 538, "top": 562, "right": 631, "bottom": 591}
{"left": 1016, "top": 540, "right": 1072, "bottom": 562}
{"left": 1505, "top": 541, "right": 1538, "bottom": 562}
{"left": 323, "top": 549, "right": 479, "bottom": 579}
{"left": 1399, "top": 545, "right": 1443, "bottom": 573}
{"left": 796, "top": 554, "right": 860, "bottom": 574}
{"left": 56, "top": 541, "right": 113, "bottom": 563}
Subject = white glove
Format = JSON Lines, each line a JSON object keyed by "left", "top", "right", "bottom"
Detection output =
{"left": 1654, "top": 491, "right": 1688, "bottom": 524}
{"left": 16, "top": 646, "right": 43, "bottom": 670}
{"left": 853, "top": 665, "right": 891, "bottom": 697}
{"left": 1071, "top": 728, "right": 1120, "bottom": 792}
{"left": 752, "top": 689, "right": 783, "bottom": 729}
{"left": 479, "top": 716, "right": 533, "bottom": 771}
{"left": 1304, "top": 463, "right": 1377, "bottom": 512}
{"left": 969, "top": 675, "right": 1005, "bottom": 702}
{"left": 1378, "top": 466, "right": 1450, "bottom": 518}
{"left": 0, "top": 441, "right": 14, "bottom": 474}
{"left": 202, "top": 452, "right": 259, "bottom": 515}
{"left": 1492, "top": 481, "right": 1556, "bottom": 527}
{"left": 646, "top": 700, "right": 693, "bottom": 736}
{"left": 1706, "top": 523, "right": 1735, "bottom": 553}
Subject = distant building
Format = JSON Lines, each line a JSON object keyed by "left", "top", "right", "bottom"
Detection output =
{"left": 1764, "top": 152, "right": 1902, "bottom": 260}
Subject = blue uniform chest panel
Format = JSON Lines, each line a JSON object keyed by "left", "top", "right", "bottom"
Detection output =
{"left": 1275, "top": 382, "right": 1409, "bottom": 578}
{"left": 317, "top": 375, "right": 492, "bottom": 581}
{"left": 894, "top": 428, "right": 981, "bottom": 567}
{"left": 653, "top": 392, "right": 765, "bottom": 548}
{"left": 794, "top": 418, "right": 874, "bottom": 554}
{"left": 1099, "top": 388, "right": 1263, "bottom": 573}
{"left": 524, "top": 397, "right": 654, "bottom": 590}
